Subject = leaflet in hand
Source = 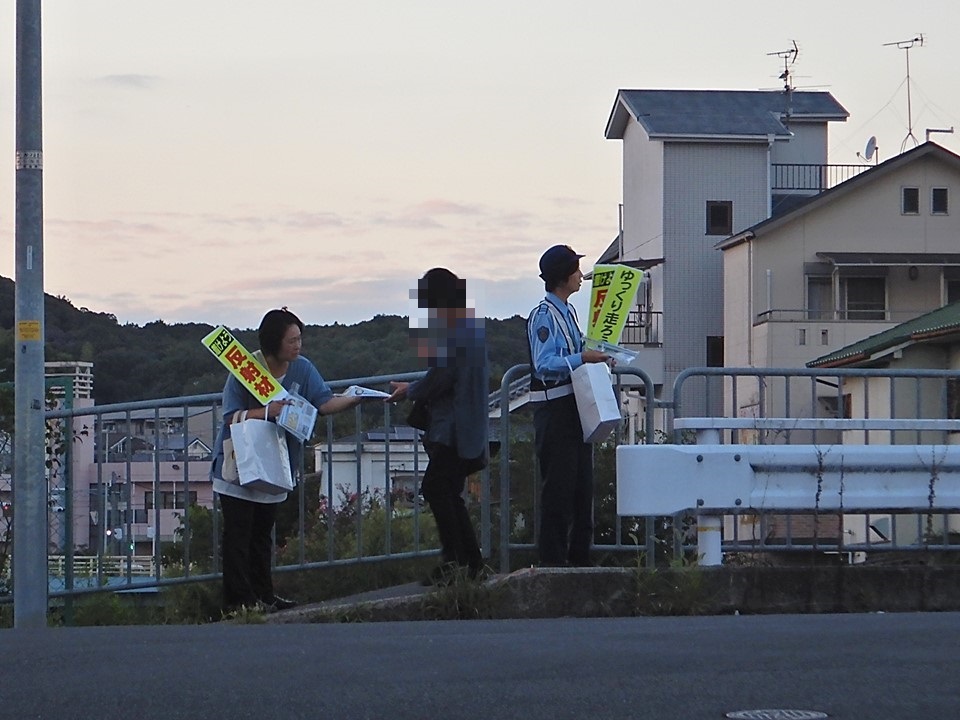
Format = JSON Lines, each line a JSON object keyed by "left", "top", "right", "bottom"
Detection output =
{"left": 583, "top": 338, "right": 639, "bottom": 365}
{"left": 340, "top": 385, "right": 391, "bottom": 399}
{"left": 276, "top": 391, "right": 318, "bottom": 442}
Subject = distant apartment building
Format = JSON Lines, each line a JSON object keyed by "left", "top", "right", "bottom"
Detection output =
{"left": 41, "top": 361, "right": 217, "bottom": 555}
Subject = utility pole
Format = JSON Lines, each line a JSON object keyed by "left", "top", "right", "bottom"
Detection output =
{"left": 14, "top": 0, "right": 47, "bottom": 629}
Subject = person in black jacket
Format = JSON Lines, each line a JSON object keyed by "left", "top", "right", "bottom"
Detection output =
{"left": 387, "top": 268, "right": 488, "bottom": 583}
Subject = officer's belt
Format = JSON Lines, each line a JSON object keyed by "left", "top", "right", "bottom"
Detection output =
{"left": 527, "top": 382, "right": 574, "bottom": 402}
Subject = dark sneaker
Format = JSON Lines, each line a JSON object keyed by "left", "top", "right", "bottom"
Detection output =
{"left": 268, "top": 595, "right": 298, "bottom": 611}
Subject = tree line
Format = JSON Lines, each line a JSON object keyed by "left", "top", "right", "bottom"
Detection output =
{"left": 0, "top": 275, "right": 531, "bottom": 404}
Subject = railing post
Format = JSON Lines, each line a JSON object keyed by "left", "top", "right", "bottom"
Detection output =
{"left": 697, "top": 516, "right": 722, "bottom": 566}
{"left": 693, "top": 428, "right": 723, "bottom": 565}
{"left": 498, "top": 365, "right": 527, "bottom": 573}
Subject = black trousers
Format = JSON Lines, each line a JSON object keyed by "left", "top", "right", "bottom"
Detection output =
{"left": 421, "top": 442, "right": 483, "bottom": 570}
{"left": 219, "top": 493, "right": 277, "bottom": 609}
{"left": 534, "top": 394, "right": 594, "bottom": 566}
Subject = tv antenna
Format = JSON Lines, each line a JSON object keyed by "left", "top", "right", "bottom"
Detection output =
{"left": 767, "top": 41, "right": 798, "bottom": 125}
{"left": 883, "top": 34, "right": 924, "bottom": 152}
{"left": 857, "top": 135, "right": 879, "bottom": 165}
{"left": 767, "top": 40, "right": 799, "bottom": 90}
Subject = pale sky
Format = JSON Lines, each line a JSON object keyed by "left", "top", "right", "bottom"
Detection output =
{"left": 2, "top": 1, "right": 958, "bottom": 329}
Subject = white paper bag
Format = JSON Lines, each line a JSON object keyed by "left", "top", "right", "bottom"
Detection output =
{"left": 567, "top": 360, "right": 621, "bottom": 443}
{"left": 220, "top": 412, "right": 242, "bottom": 485}
{"left": 230, "top": 411, "right": 294, "bottom": 495}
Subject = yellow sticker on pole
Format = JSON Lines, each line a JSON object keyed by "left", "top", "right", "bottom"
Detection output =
{"left": 17, "top": 320, "right": 42, "bottom": 341}
{"left": 586, "top": 265, "right": 643, "bottom": 345}
{"left": 201, "top": 325, "right": 286, "bottom": 405}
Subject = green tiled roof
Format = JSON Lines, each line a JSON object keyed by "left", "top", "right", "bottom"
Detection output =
{"left": 807, "top": 302, "right": 960, "bottom": 368}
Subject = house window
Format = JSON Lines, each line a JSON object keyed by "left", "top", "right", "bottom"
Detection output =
{"left": 902, "top": 187, "right": 919, "bottom": 215}
{"left": 949, "top": 379, "right": 960, "bottom": 431}
{"left": 948, "top": 279, "right": 960, "bottom": 305}
{"left": 706, "top": 201, "right": 732, "bottom": 235}
{"left": 932, "top": 187, "right": 949, "bottom": 215}
{"left": 840, "top": 276, "right": 886, "bottom": 320}
{"left": 706, "top": 336, "right": 724, "bottom": 367}
{"left": 144, "top": 491, "right": 197, "bottom": 510}
{"left": 806, "top": 276, "right": 833, "bottom": 320}
{"left": 947, "top": 378, "right": 960, "bottom": 434}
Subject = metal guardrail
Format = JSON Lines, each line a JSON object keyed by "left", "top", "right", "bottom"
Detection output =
{"left": 669, "top": 367, "right": 960, "bottom": 558}
{"left": 6, "top": 363, "right": 960, "bottom": 618}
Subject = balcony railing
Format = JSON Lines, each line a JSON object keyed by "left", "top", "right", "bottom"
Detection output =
{"left": 621, "top": 309, "right": 662, "bottom": 347}
{"left": 756, "top": 308, "right": 934, "bottom": 324}
{"left": 771, "top": 163, "right": 872, "bottom": 193}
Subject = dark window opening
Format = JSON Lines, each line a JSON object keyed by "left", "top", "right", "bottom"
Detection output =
{"left": 706, "top": 201, "right": 733, "bottom": 235}
{"left": 932, "top": 187, "right": 949, "bottom": 215}
{"left": 841, "top": 276, "right": 886, "bottom": 320}
{"left": 948, "top": 379, "right": 960, "bottom": 432}
{"left": 706, "top": 336, "right": 724, "bottom": 367}
{"left": 948, "top": 279, "right": 960, "bottom": 305}
{"left": 902, "top": 187, "right": 919, "bottom": 214}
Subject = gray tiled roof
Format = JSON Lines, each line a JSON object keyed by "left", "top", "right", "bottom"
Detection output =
{"left": 606, "top": 89, "right": 848, "bottom": 139}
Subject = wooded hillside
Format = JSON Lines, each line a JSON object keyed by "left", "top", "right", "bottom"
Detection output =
{"left": 0, "top": 275, "right": 530, "bottom": 404}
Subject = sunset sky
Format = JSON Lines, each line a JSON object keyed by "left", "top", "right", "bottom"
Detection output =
{"left": 1, "top": 1, "right": 958, "bottom": 329}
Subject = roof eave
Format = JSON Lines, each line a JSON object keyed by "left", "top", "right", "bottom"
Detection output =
{"left": 604, "top": 95, "right": 632, "bottom": 139}
{"left": 716, "top": 231, "right": 755, "bottom": 251}
{"left": 649, "top": 132, "right": 786, "bottom": 142}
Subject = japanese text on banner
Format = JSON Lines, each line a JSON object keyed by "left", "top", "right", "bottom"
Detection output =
{"left": 586, "top": 264, "right": 643, "bottom": 345}
{"left": 201, "top": 325, "right": 287, "bottom": 405}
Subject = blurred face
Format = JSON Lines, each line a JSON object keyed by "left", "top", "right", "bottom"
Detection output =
{"left": 277, "top": 324, "right": 302, "bottom": 362}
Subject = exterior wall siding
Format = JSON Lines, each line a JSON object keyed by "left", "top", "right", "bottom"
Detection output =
{"left": 662, "top": 142, "right": 770, "bottom": 413}
{"left": 770, "top": 122, "right": 829, "bottom": 165}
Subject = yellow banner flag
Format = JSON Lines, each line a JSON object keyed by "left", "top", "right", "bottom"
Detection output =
{"left": 586, "top": 264, "right": 643, "bottom": 345}
{"left": 201, "top": 326, "right": 287, "bottom": 406}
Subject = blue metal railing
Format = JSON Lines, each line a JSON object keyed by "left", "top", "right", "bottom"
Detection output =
{"left": 5, "top": 363, "right": 960, "bottom": 618}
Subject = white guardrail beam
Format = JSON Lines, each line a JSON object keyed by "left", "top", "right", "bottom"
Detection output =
{"left": 617, "top": 442, "right": 960, "bottom": 566}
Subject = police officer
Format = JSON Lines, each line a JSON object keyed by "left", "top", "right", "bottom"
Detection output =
{"left": 527, "top": 245, "right": 610, "bottom": 567}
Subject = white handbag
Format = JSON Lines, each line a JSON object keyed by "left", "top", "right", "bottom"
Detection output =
{"left": 230, "top": 410, "right": 294, "bottom": 495}
{"left": 566, "top": 358, "right": 621, "bottom": 443}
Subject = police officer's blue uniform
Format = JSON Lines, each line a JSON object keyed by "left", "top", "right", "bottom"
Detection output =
{"left": 527, "top": 292, "right": 594, "bottom": 566}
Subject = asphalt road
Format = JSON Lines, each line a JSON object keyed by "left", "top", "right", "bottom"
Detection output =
{"left": 1, "top": 613, "right": 958, "bottom": 719}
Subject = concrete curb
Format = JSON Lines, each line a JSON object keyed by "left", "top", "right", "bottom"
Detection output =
{"left": 264, "top": 564, "right": 960, "bottom": 623}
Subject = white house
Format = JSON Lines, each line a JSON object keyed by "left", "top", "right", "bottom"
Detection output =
{"left": 718, "top": 141, "right": 960, "bottom": 421}
{"left": 314, "top": 426, "right": 429, "bottom": 508}
{"left": 603, "top": 88, "right": 850, "bottom": 418}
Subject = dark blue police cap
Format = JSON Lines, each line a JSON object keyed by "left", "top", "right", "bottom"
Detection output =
{"left": 538, "top": 245, "right": 584, "bottom": 282}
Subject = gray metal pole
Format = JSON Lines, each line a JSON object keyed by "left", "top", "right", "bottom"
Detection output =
{"left": 13, "top": 0, "right": 47, "bottom": 629}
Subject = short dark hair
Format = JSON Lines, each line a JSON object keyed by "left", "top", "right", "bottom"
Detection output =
{"left": 258, "top": 307, "right": 303, "bottom": 356}
{"left": 417, "top": 268, "right": 466, "bottom": 309}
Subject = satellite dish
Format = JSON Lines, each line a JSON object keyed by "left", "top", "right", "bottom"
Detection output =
{"left": 864, "top": 136, "right": 877, "bottom": 161}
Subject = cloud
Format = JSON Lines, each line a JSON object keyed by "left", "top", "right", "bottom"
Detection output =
{"left": 35, "top": 191, "right": 613, "bottom": 328}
